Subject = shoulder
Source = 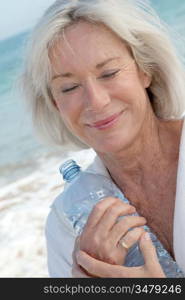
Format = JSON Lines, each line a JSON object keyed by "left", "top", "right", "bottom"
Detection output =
{"left": 45, "top": 155, "right": 110, "bottom": 277}
{"left": 45, "top": 205, "right": 76, "bottom": 277}
{"left": 46, "top": 192, "right": 76, "bottom": 236}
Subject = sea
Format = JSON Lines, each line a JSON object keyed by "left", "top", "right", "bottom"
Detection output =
{"left": 0, "top": 0, "right": 185, "bottom": 189}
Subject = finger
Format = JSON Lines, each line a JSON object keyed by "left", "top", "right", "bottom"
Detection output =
{"left": 84, "top": 197, "right": 135, "bottom": 230}
{"left": 76, "top": 250, "right": 127, "bottom": 278}
{"left": 72, "top": 260, "right": 91, "bottom": 278}
{"left": 72, "top": 237, "right": 91, "bottom": 278}
{"left": 84, "top": 197, "right": 118, "bottom": 229}
{"left": 139, "top": 232, "right": 166, "bottom": 277}
{"left": 139, "top": 232, "right": 159, "bottom": 266}
{"left": 76, "top": 250, "right": 152, "bottom": 278}
{"left": 97, "top": 202, "right": 135, "bottom": 231}
{"left": 110, "top": 216, "right": 146, "bottom": 244}
{"left": 96, "top": 202, "right": 137, "bottom": 233}
{"left": 118, "top": 227, "right": 145, "bottom": 252}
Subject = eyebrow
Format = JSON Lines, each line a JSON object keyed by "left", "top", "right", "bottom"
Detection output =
{"left": 51, "top": 57, "right": 120, "bottom": 81}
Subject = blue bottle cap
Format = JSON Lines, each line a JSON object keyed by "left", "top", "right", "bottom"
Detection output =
{"left": 59, "top": 159, "right": 81, "bottom": 182}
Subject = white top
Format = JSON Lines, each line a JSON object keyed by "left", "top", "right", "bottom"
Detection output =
{"left": 45, "top": 121, "right": 185, "bottom": 277}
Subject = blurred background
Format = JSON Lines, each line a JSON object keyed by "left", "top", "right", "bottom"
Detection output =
{"left": 0, "top": 0, "right": 184, "bottom": 277}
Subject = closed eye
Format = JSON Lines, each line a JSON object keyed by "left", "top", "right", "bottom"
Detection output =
{"left": 61, "top": 70, "right": 120, "bottom": 93}
{"left": 62, "top": 85, "right": 79, "bottom": 93}
{"left": 100, "top": 69, "right": 120, "bottom": 79}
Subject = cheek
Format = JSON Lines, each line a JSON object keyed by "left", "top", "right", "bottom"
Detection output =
{"left": 110, "top": 75, "right": 137, "bottom": 97}
{"left": 56, "top": 100, "right": 82, "bottom": 132}
{"left": 55, "top": 100, "right": 72, "bottom": 118}
{"left": 122, "top": 75, "right": 148, "bottom": 99}
{"left": 115, "top": 80, "right": 148, "bottom": 115}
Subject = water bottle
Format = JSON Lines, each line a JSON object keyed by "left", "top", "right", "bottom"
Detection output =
{"left": 59, "top": 159, "right": 125, "bottom": 235}
{"left": 59, "top": 159, "right": 184, "bottom": 277}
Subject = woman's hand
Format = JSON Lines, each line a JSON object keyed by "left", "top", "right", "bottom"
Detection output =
{"left": 72, "top": 236, "right": 92, "bottom": 278}
{"left": 76, "top": 232, "right": 166, "bottom": 278}
{"left": 76, "top": 197, "right": 146, "bottom": 265}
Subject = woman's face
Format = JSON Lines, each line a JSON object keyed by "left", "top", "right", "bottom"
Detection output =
{"left": 50, "top": 21, "right": 152, "bottom": 153}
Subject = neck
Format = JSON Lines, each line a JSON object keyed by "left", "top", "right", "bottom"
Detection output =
{"left": 96, "top": 116, "right": 182, "bottom": 189}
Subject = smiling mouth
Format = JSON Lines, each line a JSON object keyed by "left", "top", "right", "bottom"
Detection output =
{"left": 87, "top": 111, "right": 123, "bottom": 130}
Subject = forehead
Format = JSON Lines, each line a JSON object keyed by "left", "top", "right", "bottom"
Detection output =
{"left": 49, "top": 21, "right": 130, "bottom": 73}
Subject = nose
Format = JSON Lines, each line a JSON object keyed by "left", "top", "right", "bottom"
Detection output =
{"left": 82, "top": 78, "right": 110, "bottom": 111}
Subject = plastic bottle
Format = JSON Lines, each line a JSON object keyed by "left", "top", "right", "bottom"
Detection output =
{"left": 59, "top": 159, "right": 184, "bottom": 277}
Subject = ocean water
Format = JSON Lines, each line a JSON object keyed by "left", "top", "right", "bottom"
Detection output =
{"left": 0, "top": 32, "right": 64, "bottom": 188}
{"left": 0, "top": 0, "right": 185, "bottom": 189}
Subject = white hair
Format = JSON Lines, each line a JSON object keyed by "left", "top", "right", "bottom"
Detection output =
{"left": 22, "top": 0, "right": 185, "bottom": 148}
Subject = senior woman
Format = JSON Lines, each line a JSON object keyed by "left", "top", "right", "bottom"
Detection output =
{"left": 23, "top": 0, "right": 185, "bottom": 277}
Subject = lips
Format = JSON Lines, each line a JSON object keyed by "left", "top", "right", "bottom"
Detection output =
{"left": 88, "top": 111, "right": 123, "bottom": 129}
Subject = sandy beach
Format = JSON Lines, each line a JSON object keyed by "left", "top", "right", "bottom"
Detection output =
{"left": 0, "top": 148, "right": 96, "bottom": 277}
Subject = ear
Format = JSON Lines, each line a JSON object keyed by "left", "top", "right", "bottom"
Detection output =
{"left": 142, "top": 72, "right": 152, "bottom": 88}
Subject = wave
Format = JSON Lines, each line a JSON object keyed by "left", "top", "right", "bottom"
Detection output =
{"left": 0, "top": 148, "right": 96, "bottom": 200}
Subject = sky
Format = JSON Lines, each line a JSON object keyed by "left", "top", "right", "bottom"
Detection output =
{"left": 0, "top": 0, "right": 55, "bottom": 41}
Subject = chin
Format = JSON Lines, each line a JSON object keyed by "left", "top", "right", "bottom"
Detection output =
{"left": 96, "top": 131, "right": 137, "bottom": 154}
{"left": 93, "top": 139, "right": 129, "bottom": 154}
{"left": 80, "top": 125, "right": 136, "bottom": 153}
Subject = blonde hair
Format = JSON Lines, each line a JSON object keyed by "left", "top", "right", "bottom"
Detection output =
{"left": 22, "top": 0, "right": 185, "bottom": 148}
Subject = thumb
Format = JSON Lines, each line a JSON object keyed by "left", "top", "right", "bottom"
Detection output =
{"left": 76, "top": 250, "right": 125, "bottom": 278}
{"left": 139, "top": 232, "right": 159, "bottom": 266}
